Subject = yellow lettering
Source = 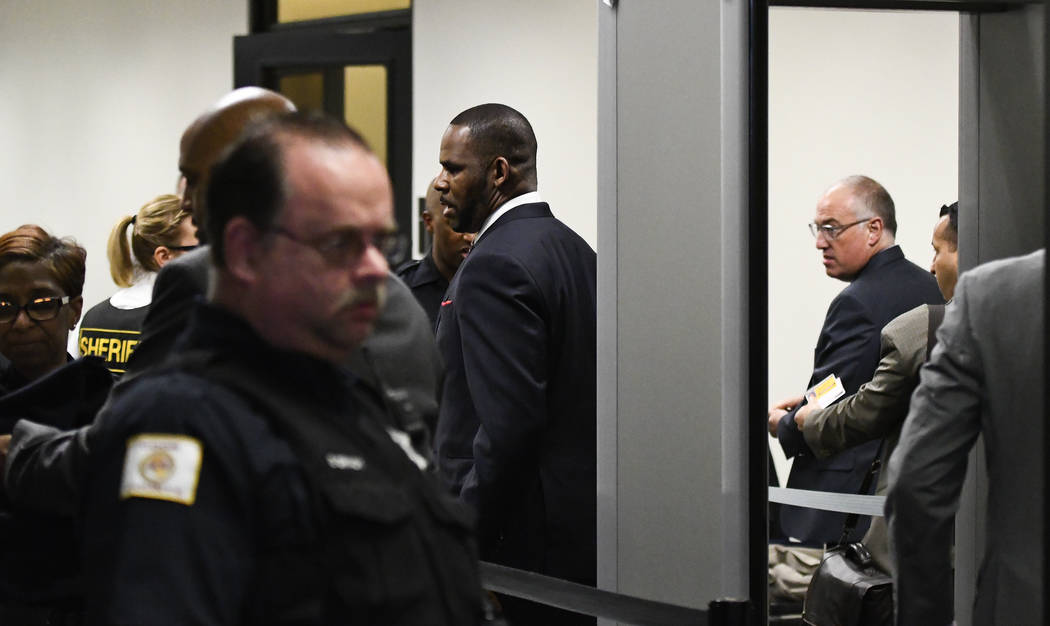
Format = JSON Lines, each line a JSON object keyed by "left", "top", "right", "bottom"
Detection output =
{"left": 79, "top": 334, "right": 145, "bottom": 362}
{"left": 123, "top": 339, "right": 138, "bottom": 363}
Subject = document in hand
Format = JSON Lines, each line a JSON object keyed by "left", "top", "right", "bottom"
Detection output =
{"left": 806, "top": 373, "right": 845, "bottom": 409}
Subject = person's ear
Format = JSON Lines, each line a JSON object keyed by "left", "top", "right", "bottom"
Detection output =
{"left": 491, "top": 156, "right": 510, "bottom": 189}
{"left": 154, "top": 246, "right": 173, "bottom": 267}
{"left": 223, "top": 217, "right": 265, "bottom": 282}
{"left": 421, "top": 210, "right": 435, "bottom": 234}
{"left": 68, "top": 295, "right": 83, "bottom": 330}
{"left": 866, "top": 217, "right": 883, "bottom": 245}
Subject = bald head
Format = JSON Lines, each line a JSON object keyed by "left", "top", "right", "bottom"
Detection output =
{"left": 179, "top": 87, "right": 296, "bottom": 240}
{"left": 834, "top": 175, "right": 897, "bottom": 236}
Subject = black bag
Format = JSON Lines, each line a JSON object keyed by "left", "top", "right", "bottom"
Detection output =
{"left": 800, "top": 433, "right": 890, "bottom": 626}
{"left": 798, "top": 430, "right": 890, "bottom": 626}
{"left": 802, "top": 542, "right": 892, "bottom": 626}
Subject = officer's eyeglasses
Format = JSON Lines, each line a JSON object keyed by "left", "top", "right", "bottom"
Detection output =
{"left": 808, "top": 218, "right": 873, "bottom": 241}
{"left": 0, "top": 295, "right": 72, "bottom": 324}
{"left": 168, "top": 244, "right": 199, "bottom": 252}
{"left": 271, "top": 225, "right": 407, "bottom": 266}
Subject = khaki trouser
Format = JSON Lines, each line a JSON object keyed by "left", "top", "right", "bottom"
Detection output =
{"left": 768, "top": 543, "right": 824, "bottom": 601}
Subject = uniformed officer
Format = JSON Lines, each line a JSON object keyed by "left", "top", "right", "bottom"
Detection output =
{"left": 396, "top": 179, "right": 474, "bottom": 328}
{"left": 80, "top": 112, "right": 484, "bottom": 625}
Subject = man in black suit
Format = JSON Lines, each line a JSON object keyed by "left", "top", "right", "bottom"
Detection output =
{"left": 396, "top": 179, "right": 474, "bottom": 328}
{"left": 433, "top": 104, "right": 597, "bottom": 624}
{"left": 767, "top": 175, "right": 943, "bottom": 546}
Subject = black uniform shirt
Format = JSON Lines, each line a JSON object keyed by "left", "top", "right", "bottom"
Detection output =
{"left": 396, "top": 251, "right": 448, "bottom": 330}
{"left": 82, "top": 308, "right": 321, "bottom": 625}
{"left": 81, "top": 303, "right": 480, "bottom": 625}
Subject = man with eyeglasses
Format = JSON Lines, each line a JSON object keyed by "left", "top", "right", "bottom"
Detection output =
{"left": 786, "top": 202, "right": 958, "bottom": 580}
{"left": 77, "top": 112, "right": 485, "bottom": 625}
{"left": 767, "top": 175, "right": 943, "bottom": 547}
{"left": 3, "top": 87, "right": 444, "bottom": 513}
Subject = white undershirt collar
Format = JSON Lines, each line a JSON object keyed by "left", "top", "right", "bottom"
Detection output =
{"left": 109, "top": 272, "right": 157, "bottom": 309}
{"left": 475, "top": 191, "right": 542, "bottom": 241}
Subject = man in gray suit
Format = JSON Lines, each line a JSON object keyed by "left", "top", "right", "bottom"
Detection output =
{"left": 885, "top": 248, "right": 1045, "bottom": 625}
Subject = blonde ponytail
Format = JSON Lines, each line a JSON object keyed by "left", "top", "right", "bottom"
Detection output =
{"left": 105, "top": 194, "right": 188, "bottom": 287}
{"left": 106, "top": 215, "right": 137, "bottom": 287}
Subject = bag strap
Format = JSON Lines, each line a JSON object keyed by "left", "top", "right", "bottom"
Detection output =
{"left": 834, "top": 304, "right": 946, "bottom": 546}
{"left": 836, "top": 438, "right": 885, "bottom": 546}
{"left": 926, "top": 303, "right": 945, "bottom": 360}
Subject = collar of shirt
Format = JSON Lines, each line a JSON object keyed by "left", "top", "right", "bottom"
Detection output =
{"left": 475, "top": 191, "right": 543, "bottom": 242}
{"left": 855, "top": 244, "right": 903, "bottom": 280}
{"left": 398, "top": 250, "right": 445, "bottom": 288}
{"left": 109, "top": 272, "right": 157, "bottom": 310}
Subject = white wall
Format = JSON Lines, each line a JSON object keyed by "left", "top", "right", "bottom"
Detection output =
{"left": 768, "top": 8, "right": 959, "bottom": 482}
{"left": 412, "top": 0, "right": 598, "bottom": 252}
{"left": 1, "top": 0, "right": 597, "bottom": 342}
{"left": 0, "top": 0, "right": 247, "bottom": 318}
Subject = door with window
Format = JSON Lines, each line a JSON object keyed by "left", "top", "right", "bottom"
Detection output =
{"left": 236, "top": 1, "right": 412, "bottom": 264}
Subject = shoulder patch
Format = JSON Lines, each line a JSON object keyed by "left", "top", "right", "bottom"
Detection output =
{"left": 120, "top": 434, "right": 203, "bottom": 506}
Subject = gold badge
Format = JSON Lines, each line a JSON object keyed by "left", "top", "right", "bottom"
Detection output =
{"left": 139, "top": 450, "right": 176, "bottom": 487}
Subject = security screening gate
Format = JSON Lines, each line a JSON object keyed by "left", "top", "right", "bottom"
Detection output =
{"left": 751, "top": 1, "right": 1047, "bottom": 625}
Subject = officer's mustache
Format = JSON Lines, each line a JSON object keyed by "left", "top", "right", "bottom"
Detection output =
{"left": 336, "top": 283, "right": 387, "bottom": 312}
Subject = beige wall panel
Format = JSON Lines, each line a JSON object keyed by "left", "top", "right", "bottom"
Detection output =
{"left": 344, "top": 65, "right": 388, "bottom": 166}
{"left": 279, "top": 0, "right": 410, "bottom": 23}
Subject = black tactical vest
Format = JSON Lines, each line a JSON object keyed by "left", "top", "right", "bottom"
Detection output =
{"left": 180, "top": 351, "right": 484, "bottom": 625}
{"left": 78, "top": 300, "right": 150, "bottom": 376}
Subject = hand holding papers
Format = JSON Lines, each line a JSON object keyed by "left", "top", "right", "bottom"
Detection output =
{"left": 807, "top": 373, "right": 845, "bottom": 409}
{"left": 794, "top": 374, "right": 845, "bottom": 429}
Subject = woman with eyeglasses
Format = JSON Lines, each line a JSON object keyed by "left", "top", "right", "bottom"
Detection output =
{"left": 77, "top": 193, "right": 196, "bottom": 375}
{"left": 0, "top": 224, "right": 105, "bottom": 625}
{"left": 0, "top": 225, "right": 87, "bottom": 394}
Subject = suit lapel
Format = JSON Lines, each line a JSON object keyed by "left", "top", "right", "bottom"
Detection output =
{"left": 472, "top": 202, "right": 552, "bottom": 250}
